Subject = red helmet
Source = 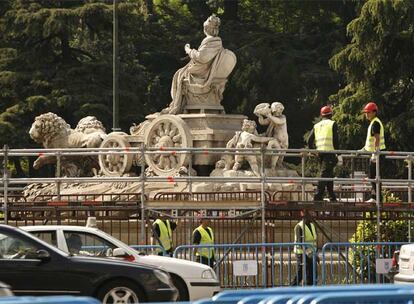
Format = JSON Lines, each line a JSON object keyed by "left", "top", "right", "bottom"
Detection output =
{"left": 320, "top": 105, "right": 333, "bottom": 116}
{"left": 363, "top": 102, "right": 378, "bottom": 113}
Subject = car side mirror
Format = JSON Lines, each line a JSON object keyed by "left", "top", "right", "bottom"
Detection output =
{"left": 113, "top": 248, "right": 127, "bottom": 258}
{"left": 36, "top": 249, "right": 51, "bottom": 262}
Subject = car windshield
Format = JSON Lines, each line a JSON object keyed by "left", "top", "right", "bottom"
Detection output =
{"left": 64, "top": 231, "right": 118, "bottom": 257}
{"left": 96, "top": 229, "right": 145, "bottom": 255}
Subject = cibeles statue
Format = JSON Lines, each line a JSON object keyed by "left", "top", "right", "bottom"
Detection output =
{"left": 162, "top": 15, "right": 236, "bottom": 114}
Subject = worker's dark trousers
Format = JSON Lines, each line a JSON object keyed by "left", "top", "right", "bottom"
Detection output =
{"left": 198, "top": 256, "right": 215, "bottom": 268}
{"left": 314, "top": 154, "right": 337, "bottom": 201}
{"left": 158, "top": 248, "right": 173, "bottom": 257}
{"left": 291, "top": 254, "right": 315, "bottom": 286}
{"left": 369, "top": 154, "right": 385, "bottom": 201}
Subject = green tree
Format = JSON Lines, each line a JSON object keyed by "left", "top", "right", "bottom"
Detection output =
{"left": 0, "top": 0, "right": 361, "bottom": 176}
{"left": 330, "top": 0, "right": 414, "bottom": 151}
{"left": 0, "top": 0, "right": 159, "bottom": 175}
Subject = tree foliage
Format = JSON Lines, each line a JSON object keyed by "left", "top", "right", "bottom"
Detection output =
{"left": 349, "top": 191, "right": 408, "bottom": 282}
{"left": 330, "top": 0, "right": 414, "bottom": 151}
{"left": 0, "top": 0, "right": 363, "bottom": 176}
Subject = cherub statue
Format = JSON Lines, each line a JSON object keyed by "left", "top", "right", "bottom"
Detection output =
{"left": 231, "top": 119, "right": 277, "bottom": 176}
{"left": 254, "top": 102, "right": 288, "bottom": 167}
{"left": 210, "top": 159, "right": 226, "bottom": 177}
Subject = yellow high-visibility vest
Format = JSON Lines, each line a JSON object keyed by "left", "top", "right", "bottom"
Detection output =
{"left": 314, "top": 119, "right": 335, "bottom": 151}
{"left": 193, "top": 226, "right": 215, "bottom": 259}
{"left": 154, "top": 219, "right": 173, "bottom": 251}
{"left": 364, "top": 117, "right": 386, "bottom": 152}
{"left": 294, "top": 221, "right": 317, "bottom": 254}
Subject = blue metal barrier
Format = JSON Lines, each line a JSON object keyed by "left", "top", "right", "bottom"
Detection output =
{"left": 213, "top": 284, "right": 413, "bottom": 301}
{"left": 239, "top": 295, "right": 273, "bottom": 304}
{"left": 311, "top": 290, "right": 414, "bottom": 304}
{"left": 263, "top": 294, "right": 299, "bottom": 304}
{"left": 0, "top": 296, "right": 100, "bottom": 304}
{"left": 193, "top": 286, "right": 414, "bottom": 304}
{"left": 174, "top": 243, "right": 316, "bottom": 288}
{"left": 321, "top": 242, "right": 408, "bottom": 285}
{"left": 79, "top": 241, "right": 407, "bottom": 288}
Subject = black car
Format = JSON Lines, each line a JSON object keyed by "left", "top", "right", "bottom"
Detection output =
{"left": 0, "top": 225, "right": 178, "bottom": 303}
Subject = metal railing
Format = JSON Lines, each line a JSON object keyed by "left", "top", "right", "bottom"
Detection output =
{"left": 173, "top": 242, "right": 317, "bottom": 288}
{"left": 207, "top": 285, "right": 414, "bottom": 304}
{"left": 153, "top": 191, "right": 271, "bottom": 202}
{"left": 2, "top": 146, "right": 414, "bottom": 244}
{"left": 170, "top": 241, "right": 407, "bottom": 288}
{"left": 321, "top": 242, "right": 408, "bottom": 285}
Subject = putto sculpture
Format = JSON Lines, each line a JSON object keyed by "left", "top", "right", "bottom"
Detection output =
{"left": 162, "top": 14, "right": 236, "bottom": 114}
{"left": 29, "top": 112, "right": 106, "bottom": 176}
{"left": 254, "top": 102, "right": 288, "bottom": 167}
{"left": 222, "top": 119, "right": 281, "bottom": 177}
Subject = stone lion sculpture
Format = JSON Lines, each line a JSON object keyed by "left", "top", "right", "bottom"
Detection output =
{"left": 29, "top": 112, "right": 106, "bottom": 176}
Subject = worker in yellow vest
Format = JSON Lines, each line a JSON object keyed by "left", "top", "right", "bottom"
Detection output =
{"left": 192, "top": 217, "right": 215, "bottom": 268}
{"left": 307, "top": 105, "right": 339, "bottom": 202}
{"left": 361, "top": 102, "right": 386, "bottom": 203}
{"left": 152, "top": 216, "right": 177, "bottom": 256}
{"left": 292, "top": 210, "right": 317, "bottom": 286}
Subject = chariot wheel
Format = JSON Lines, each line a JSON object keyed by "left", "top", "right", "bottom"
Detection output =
{"left": 144, "top": 115, "right": 192, "bottom": 176}
{"left": 99, "top": 132, "right": 133, "bottom": 176}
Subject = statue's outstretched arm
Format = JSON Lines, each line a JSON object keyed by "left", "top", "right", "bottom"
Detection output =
{"left": 258, "top": 115, "right": 270, "bottom": 126}
{"left": 267, "top": 115, "right": 286, "bottom": 125}
{"left": 251, "top": 135, "right": 274, "bottom": 144}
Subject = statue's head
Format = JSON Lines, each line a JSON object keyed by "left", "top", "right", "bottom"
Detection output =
{"left": 215, "top": 159, "right": 226, "bottom": 169}
{"left": 29, "top": 112, "right": 70, "bottom": 145}
{"left": 75, "top": 116, "right": 105, "bottom": 134}
{"left": 203, "top": 14, "right": 221, "bottom": 37}
{"left": 242, "top": 119, "right": 257, "bottom": 133}
{"left": 271, "top": 102, "right": 284, "bottom": 115}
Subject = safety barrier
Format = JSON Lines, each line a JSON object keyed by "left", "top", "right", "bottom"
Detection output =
{"left": 0, "top": 296, "right": 100, "bottom": 304}
{"left": 270, "top": 188, "right": 412, "bottom": 204}
{"left": 310, "top": 290, "right": 414, "bottom": 304}
{"left": 2, "top": 146, "right": 414, "bottom": 246}
{"left": 33, "top": 193, "right": 146, "bottom": 205}
{"left": 153, "top": 191, "right": 271, "bottom": 202}
{"left": 205, "top": 284, "right": 414, "bottom": 304}
{"left": 173, "top": 243, "right": 317, "bottom": 288}
{"left": 29, "top": 239, "right": 410, "bottom": 288}
{"left": 321, "top": 242, "right": 408, "bottom": 285}
{"left": 171, "top": 241, "right": 410, "bottom": 288}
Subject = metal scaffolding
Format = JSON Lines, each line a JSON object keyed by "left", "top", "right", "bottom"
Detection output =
{"left": 1, "top": 145, "right": 413, "bottom": 244}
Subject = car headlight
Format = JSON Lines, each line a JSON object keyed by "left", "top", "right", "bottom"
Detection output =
{"left": 154, "top": 270, "right": 171, "bottom": 285}
{"left": 201, "top": 269, "right": 217, "bottom": 280}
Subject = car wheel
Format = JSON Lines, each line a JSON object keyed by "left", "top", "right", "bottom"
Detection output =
{"left": 97, "top": 279, "right": 145, "bottom": 304}
{"left": 171, "top": 274, "right": 189, "bottom": 301}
